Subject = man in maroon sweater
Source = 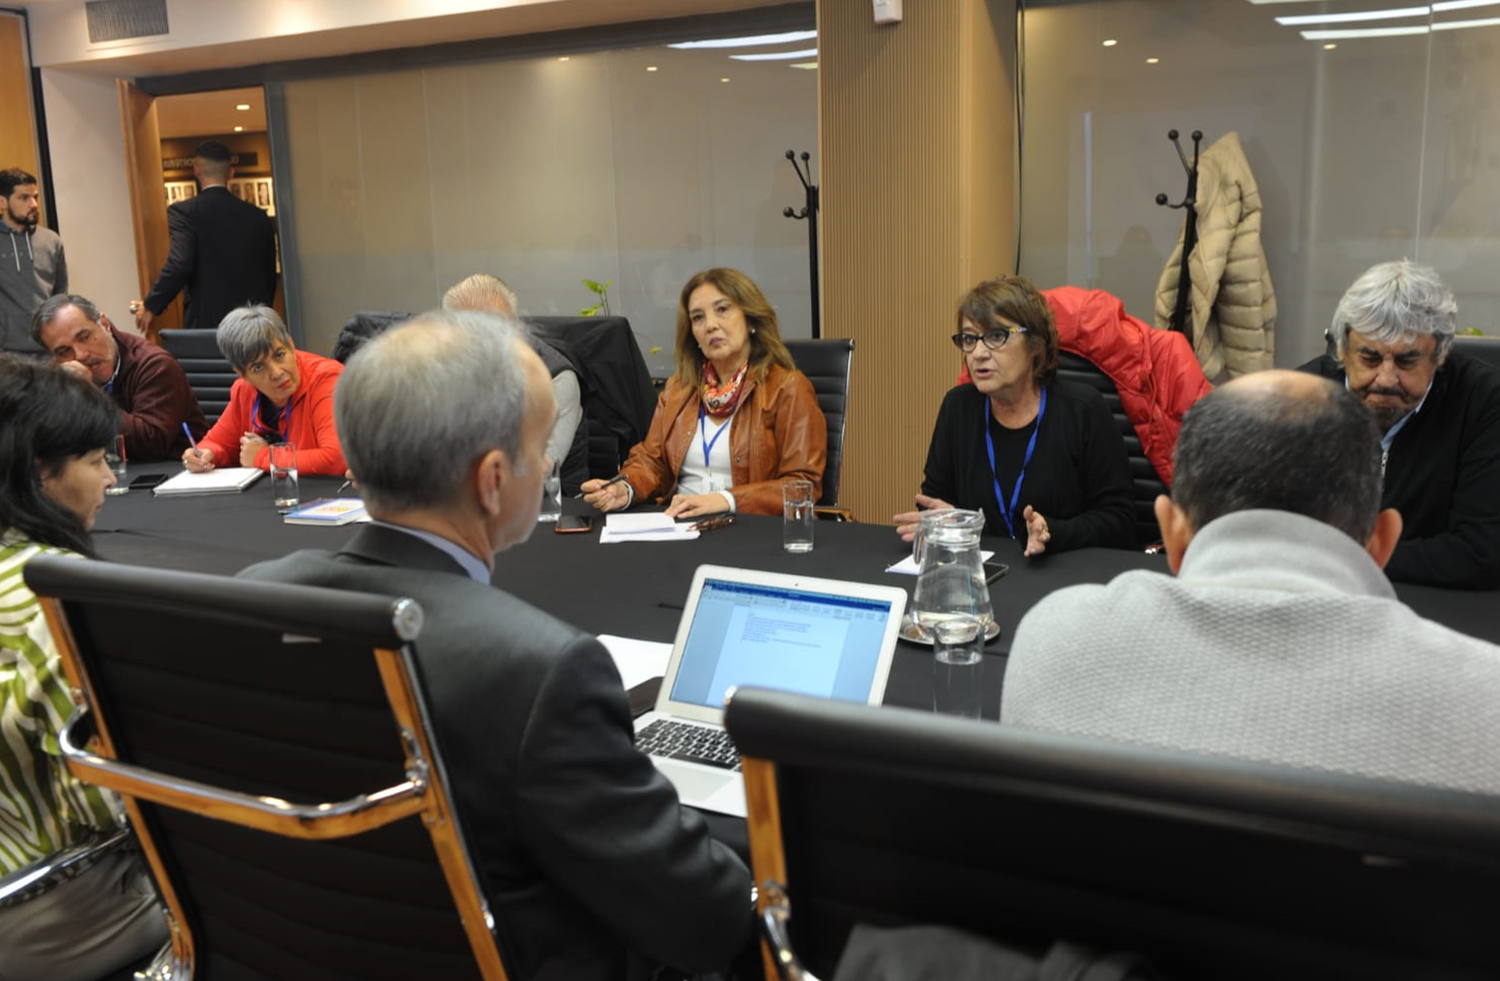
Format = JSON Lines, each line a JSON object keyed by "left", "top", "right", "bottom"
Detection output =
{"left": 31, "top": 293, "right": 207, "bottom": 460}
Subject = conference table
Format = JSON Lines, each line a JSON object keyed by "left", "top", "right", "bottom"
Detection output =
{"left": 93, "top": 464, "right": 1500, "bottom": 723}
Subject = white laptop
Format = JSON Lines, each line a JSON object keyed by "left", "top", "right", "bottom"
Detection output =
{"left": 634, "top": 564, "right": 908, "bottom": 817}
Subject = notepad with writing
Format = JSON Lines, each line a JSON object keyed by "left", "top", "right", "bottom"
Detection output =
{"left": 152, "top": 468, "right": 264, "bottom": 497}
{"left": 282, "top": 498, "right": 369, "bottom": 526}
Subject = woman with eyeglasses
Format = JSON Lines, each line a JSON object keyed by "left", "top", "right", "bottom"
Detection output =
{"left": 895, "top": 275, "right": 1134, "bottom": 556}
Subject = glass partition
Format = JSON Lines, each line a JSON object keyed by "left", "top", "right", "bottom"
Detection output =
{"left": 280, "top": 29, "right": 818, "bottom": 372}
{"left": 1019, "top": 0, "right": 1500, "bottom": 367}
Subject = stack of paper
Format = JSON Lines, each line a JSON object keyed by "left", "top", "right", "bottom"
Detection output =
{"left": 152, "top": 468, "right": 264, "bottom": 497}
{"left": 599, "top": 513, "right": 700, "bottom": 544}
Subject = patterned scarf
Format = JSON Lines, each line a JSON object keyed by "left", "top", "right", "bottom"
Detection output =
{"left": 702, "top": 360, "right": 749, "bottom": 419}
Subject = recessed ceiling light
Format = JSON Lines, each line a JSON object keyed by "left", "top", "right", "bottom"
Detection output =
{"left": 1301, "top": 25, "right": 1429, "bottom": 38}
{"left": 720, "top": 77, "right": 730, "bottom": 83}
{"left": 1146, "top": 56, "right": 1160, "bottom": 63}
{"left": 235, "top": 103, "right": 250, "bottom": 111}
{"left": 233, "top": 125, "right": 244, "bottom": 132}
{"left": 1323, "top": 41, "right": 1338, "bottom": 49}
{"left": 558, "top": 56, "right": 570, "bottom": 62}
{"left": 1276, "top": 6, "right": 1428, "bottom": 26}
{"left": 729, "top": 48, "right": 819, "bottom": 61}
{"left": 789, "top": 62, "right": 818, "bottom": 70}
{"left": 1102, "top": 38, "right": 1119, "bottom": 47}
{"left": 646, "top": 66, "right": 658, "bottom": 72}
{"left": 669, "top": 30, "right": 817, "bottom": 50}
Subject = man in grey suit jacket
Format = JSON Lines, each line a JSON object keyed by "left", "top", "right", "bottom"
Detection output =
{"left": 241, "top": 309, "right": 751, "bottom": 980}
{"left": 1004, "top": 370, "right": 1500, "bottom": 794}
{"left": 137, "top": 140, "right": 277, "bottom": 339}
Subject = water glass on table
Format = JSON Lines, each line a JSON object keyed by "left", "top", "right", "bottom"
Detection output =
{"left": 105, "top": 434, "right": 129, "bottom": 495}
{"left": 782, "top": 478, "right": 814, "bottom": 553}
{"left": 933, "top": 617, "right": 984, "bottom": 719}
{"left": 537, "top": 459, "right": 562, "bottom": 522}
{"left": 270, "top": 442, "right": 299, "bottom": 513}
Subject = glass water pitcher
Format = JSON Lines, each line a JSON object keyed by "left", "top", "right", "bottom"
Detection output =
{"left": 909, "top": 509, "right": 994, "bottom": 640}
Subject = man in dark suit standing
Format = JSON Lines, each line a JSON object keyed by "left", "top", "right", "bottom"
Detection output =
{"left": 240, "top": 309, "right": 752, "bottom": 981}
{"left": 136, "top": 140, "right": 277, "bottom": 340}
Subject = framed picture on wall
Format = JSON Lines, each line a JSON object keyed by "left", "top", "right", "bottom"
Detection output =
{"left": 253, "top": 178, "right": 275, "bottom": 217}
{"left": 164, "top": 180, "right": 197, "bottom": 204}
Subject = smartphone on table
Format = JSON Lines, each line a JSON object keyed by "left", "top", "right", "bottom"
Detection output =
{"left": 555, "top": 515, "right": 594, "bottom": 534}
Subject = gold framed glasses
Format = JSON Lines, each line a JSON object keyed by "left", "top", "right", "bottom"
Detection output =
{"left": 950, "top": 326, "right": 1028, "bottom": 352}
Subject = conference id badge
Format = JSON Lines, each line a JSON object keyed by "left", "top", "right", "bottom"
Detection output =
{"left": 708, "top": 476, "right": 727, "bottom": 494}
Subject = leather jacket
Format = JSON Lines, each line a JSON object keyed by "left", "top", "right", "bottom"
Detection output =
{"left": 621, "top": 362, "right": 826, "bottom": 515}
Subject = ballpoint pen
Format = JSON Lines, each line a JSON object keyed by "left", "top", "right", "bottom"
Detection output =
{"left": 337, "top": 479, "right": 353, "bottom": 494}
{"left": 182, "top": 423, "right": 207, "bottom": 466}
{"left": 573, "top": 473, "right": 628, "bottom": 499}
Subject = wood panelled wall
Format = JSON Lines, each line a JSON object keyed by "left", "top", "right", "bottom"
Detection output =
{"left": 818, "top": 0, "right": 1015, "bottom": 525}
{"left": 0, "top": 15, "right": 42, "bottom": 217}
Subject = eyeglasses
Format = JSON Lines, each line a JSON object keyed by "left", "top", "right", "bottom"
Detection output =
{"left": 950, "top": 326, "right": 1028, "bottom": 352}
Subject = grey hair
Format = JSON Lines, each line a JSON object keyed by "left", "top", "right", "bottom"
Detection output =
{"left": 443, "top": 274, "right": 519, "bottom": 316}
{"left": 30, "top": 293, "right": 102, "bottom": 346}
{"left": 336, "top": 308, "right": 533, "bottom": 512}
{"left": 216, "top": 306, "right": 294, "bottom": 372}
{"left": 1332, "top": 259, "right": 1457, "bottom": 361}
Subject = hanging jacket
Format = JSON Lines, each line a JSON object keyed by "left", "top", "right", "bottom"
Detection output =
{"left": 0, "top": 224, "right": 68, "bottom": 355}
{"left": 1154, "top": 131, "right": 1276, "bottom": 381}
{"left": 956, "top": 287, "right": 1211, "bottom": 486}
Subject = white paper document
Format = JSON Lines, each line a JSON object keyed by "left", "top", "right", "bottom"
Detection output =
{"left": 152, "top": 467, "right": 264, "bottom": 496}
{"left": 884, "top": 549, "right": 995, "bottom": 575}
{"left": 597, "top": 634, "right": 672, "bottom": 690}
{"left": 599, "top": 512, "right": 701, "bottom": 544}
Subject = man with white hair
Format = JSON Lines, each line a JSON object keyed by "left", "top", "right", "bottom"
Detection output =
{"left": 443, "top": 273, "right": 591, "bottom": 495}
{"left": 1303, "top": 259, "right": 1500, "bottom": 589}
{"left": 241, "top": 309, "right": 751, "bottom": 980}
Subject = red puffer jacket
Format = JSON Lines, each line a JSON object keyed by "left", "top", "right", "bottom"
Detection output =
{"left": 958, "top": 286, "right": 1211, "bottom": 485}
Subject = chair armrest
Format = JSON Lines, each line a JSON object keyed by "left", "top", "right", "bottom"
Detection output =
{"left": 760, "top": 879, "right": 822, "bottom": 981}
{"left": 813, "top": 507, "right": 854, "bottom": 523}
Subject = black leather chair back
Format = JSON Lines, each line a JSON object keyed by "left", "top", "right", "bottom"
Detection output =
{"left": 160, "top": 329, "right": 236, "bottom": 425}
{"left": 785, "top": 339, "right": 853, "bottom": 507}
{"left": 25, "top": 556, "right": 505, "bottom": 981}
{"left": 726, "top": 687, "right": 1500, "bottom": 981}
{"left": 1056, "top": 350, "right": 1165, "bottom": 548}
{"left": 1452, "top": 335, "right": 1500, "bottom": 372}
{"left": 530, "top": 316, "right": 657, "bottom": 480}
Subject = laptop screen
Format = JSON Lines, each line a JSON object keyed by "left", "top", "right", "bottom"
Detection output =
{"left": 668, "top": 576, "right": 897, "bottom": 709}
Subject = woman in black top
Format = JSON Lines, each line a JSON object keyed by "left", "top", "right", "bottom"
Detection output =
{"left": 895, "top": 276, "right": 1135, "bottom": 556}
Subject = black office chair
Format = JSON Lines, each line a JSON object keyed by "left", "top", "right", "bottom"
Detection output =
{"left": 25, "top": 555, "right": 510, "bottom": 981}
{"left": 159, "top": 329, "right": 235, "bottom": 425}
{"left": 530, "top": 316, "right": 657, "bottom": 480}
{"left": 784, "top": 339, "right": 854, "bottom": 517}
{"left": 725, "top": 687, "right": 1500, "bottom": 981}
{"left": 1451, "top": 335, "right": 1500, "bottom": 372}
{"left": 332, "top": 310, "right": 413, "bottom": 363}
{"left": 1056, "top": 351, "right": 1167, "bottom": 549}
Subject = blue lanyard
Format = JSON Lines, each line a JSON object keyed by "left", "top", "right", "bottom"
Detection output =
{"left": 983, "top": 387, "right": 1046, "bottom": 540}
{"left": 698, "top": 403, "right": 732, "bottom": 468}
{"left": 251, "top": 393, "right": 292, "bottom": 441}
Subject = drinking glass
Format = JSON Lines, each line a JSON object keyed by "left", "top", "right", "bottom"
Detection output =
{"left": 537, "top": 459, "right": 562, "bottom": 522}
{"left": 270, "top": 442, "right": 299, "bottom": 513}
{"left": 933, "top": 617, "right": 984, "bottom": 718}
{"left": 105, "top": 434, "right": 129, "bottom": 495}
{"left": 782, "top": 478, "right": 814, "bottom": 552}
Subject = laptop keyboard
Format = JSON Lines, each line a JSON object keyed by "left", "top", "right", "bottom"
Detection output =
{"left": 636, "top": 719, "right": 742, "bottom": 771}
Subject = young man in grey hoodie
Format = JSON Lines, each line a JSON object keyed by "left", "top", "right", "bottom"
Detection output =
{"left": 0, "top": 168, "right": 68, "bottom": 357}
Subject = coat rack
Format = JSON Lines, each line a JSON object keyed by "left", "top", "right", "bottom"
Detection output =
{"left": 782, "top": 150, "right": 821, "bottom": 338}
{"left": 1155, "top": 129, "right": 1202, "bottom": 336}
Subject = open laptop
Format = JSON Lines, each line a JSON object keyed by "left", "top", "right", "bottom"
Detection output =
{"left": 634, "top": 564, "right": 908, "bottom": 817}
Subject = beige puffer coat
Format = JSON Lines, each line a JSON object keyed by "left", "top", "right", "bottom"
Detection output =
{"left": 1155, "top": 131, "right": 1276, "bottom": 381}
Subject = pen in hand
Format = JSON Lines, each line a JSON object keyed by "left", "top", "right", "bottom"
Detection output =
{"left": 182, "top": 423, "right": 208, "bottom": 469}
{"left": 574, "top": 473, "right": 628, "bottom": 500}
